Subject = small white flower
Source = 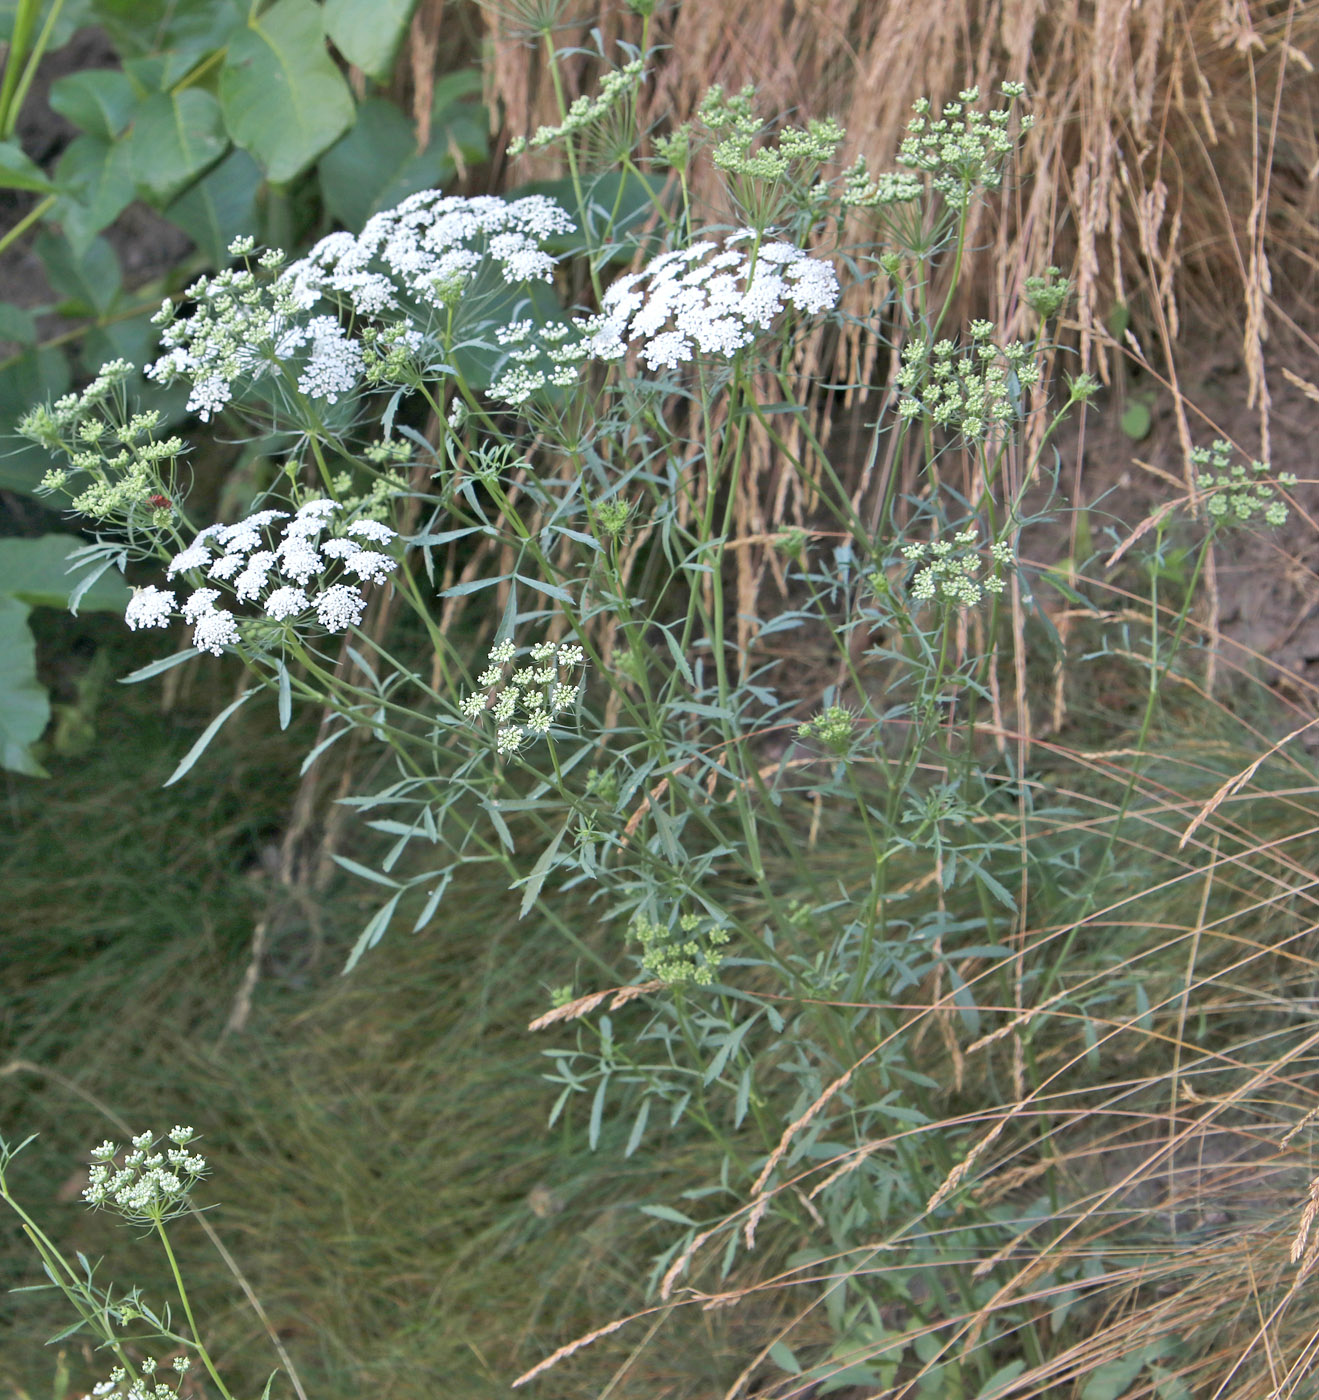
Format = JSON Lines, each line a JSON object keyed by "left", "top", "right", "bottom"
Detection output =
{"left": 234, "top": 550, "right": 276, "bottom": 601}
{"left": 315, "top": 583, "right": 367, "bottom": 631}
{"left": 207, "top": 553, "right": 246, "bottom": 580}
{"left": 265, "top": 586, "right": 309, "bottom": 620}
{"left": 320, "top": 538, "right": 361, "bottom": 560}
{"left": 182, "top": 588, "right": 221, "bottom": 623}
{"left": 193, "top": 608, "right": 239, "bottom": 655}
{"left": 296, "top": 315, "right": 363, "bottom": 403}
{"left": 167, "top": 540, "right": 214, "bottom": 578}
{"left": 460, "top": 693, "right": 488, "bottom": 719}
{"left": 342, "top": 550, "right": 395, "bottom": 584}
{"left": 125, "top": 586, "right": 176, "bottom": 631}
{"left": 278, "top": 537, "right": 323, "bottom": 585}
{"left": 347, "top": 519, "right": 397, "bottom": 543}
{"left": 496, "top": 726, "right": 524, "bottom": 754}
{"left": 294, "top": 497, "right": 340, "bottom": 521}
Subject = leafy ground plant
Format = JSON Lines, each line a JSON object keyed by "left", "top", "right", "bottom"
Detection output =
{"left": 10, "top": 35, "right": 1318, "bottom": 1400}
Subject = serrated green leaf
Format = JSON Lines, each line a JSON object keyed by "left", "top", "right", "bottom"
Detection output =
{"left": 0, "top": 138, "right": 52, "bottom": 192}
{"left": 165, "top": 146, "right": 263, "bottom": 263}
{"left": 48, "top": 69, "right": 136, "bottom": 139}
{"left": 0, "top": 594, "right": 48, "bottom": 776}
{"left": 220, "top": 0, "right": 355, "bottom": 184}
{"left": 53, "top": 134, "right": 136, "bottom": 255}
{"left": 131, "top": 88, "right": 229, "bottom": 205}
{"left": 163, "top": 686, "right": 255, "bottom": 786}
{"left": 324, "top": 0, "right": 419, "bottom": 81}
{"left": 0, "top": 535, "right": 128, "bottom": 611}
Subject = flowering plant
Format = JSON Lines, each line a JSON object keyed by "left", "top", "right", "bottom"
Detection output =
{"left": 15, "top": 43, "right": 1300, "bottom": 1399}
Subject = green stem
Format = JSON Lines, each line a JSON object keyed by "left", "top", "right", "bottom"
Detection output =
{"left": 155, "top": 1220, "right": 236, "bottom": 1400}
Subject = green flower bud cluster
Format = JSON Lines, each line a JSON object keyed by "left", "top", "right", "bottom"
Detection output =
{"left": 895, "top": 323, "right": 1039, "bottom": 438}
{"left": 1024, "top": 265, "right": 1068, "bottom": 319}
{"left": 897, "top": 85, "right": 1033, "bottom": 210}
{"left": 698, "top": 83, "right": 845, "bottom": 181}
{"left": 363, "top": 437, "right": 414, "bottom": 468}
{"left": 798, "top": 703, "right": 857, "bottom": 756}
{"left": 507, "top": 59, "right": 646, "bottom": 157}
{"left": 901, "top": 525, "right": 1014, "bottom": 608}
{"left": 632, "top": 910, "right": 730, "bottom": 986}
{"left": 1192, "top": 440, "right": 1293, "bottom": 528}
{"left": 23, "top": 368, "right": 185, "bottom": 526}
{"left": 840, "top": 155, "right": 923, "bottom": 209}
{"left": 653, "top": 124, "right": 692, "bottom": 172}
{"left": 592, "top": 498, "right": 633, "bottom": 539}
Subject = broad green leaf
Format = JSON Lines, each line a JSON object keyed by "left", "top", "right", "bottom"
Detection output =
{"left": 48, "top": 69, "right": 136, "bottom": 139}
{"left": 91, "top": 0, "right": 245, "bottom": 72}
{"left": 1080, "top": 1354, "right": 1148, "bottom": 1400}
{"left": 324, "top": 0, "right": 418, "bottom": 81}
{"left": 80, "top": 308, "right": 159, "bottom": 379}
{"left": 34, "top": 230, "right": 120, "bottom": 315}
{"left": 318, "top": 97, "right": 454, "bottom": 232}
{"left": 165, "top": 147, "right": 263, "bottom": 263}
{"left": 1120, "top": 398, "right": 1152, "bottom": 441}
{"left": 53, "top": 134, "right": 136, "bottom": 255}
{"left": 0, "top": 595, "right": 47, "bottom": 775}
{"left": 220, "top": 0, "right": 354, "bottom": 184}
{"left": 0, "top": 301, "right": 36, "bottom": 344}
{"left": 131, "top": 88, "right": 229, "bottom": 205}
{"left": 0, "top": 535, "right": 128, "bottom": 611}
{"left": 0, "top": 138, "right": 53, "bottom": 192}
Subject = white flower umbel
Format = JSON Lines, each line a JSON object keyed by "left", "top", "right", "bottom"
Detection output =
{"left": 125, "top": 585, "right": 176, "bottom": 631}
{"left": 460, "top": 638, "right": 585, "bottom": 754}
{"left": 280, "top": 191, "right": 575, "bottom": 320}
{"left": 83, "top": 1127, "right": 207, "bottom": 1226}
{"left": 132, "top": 499, "right": 399, "bottom": 653}
{"left": 589, "top": 233, "right": 840, "bottom": 372}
